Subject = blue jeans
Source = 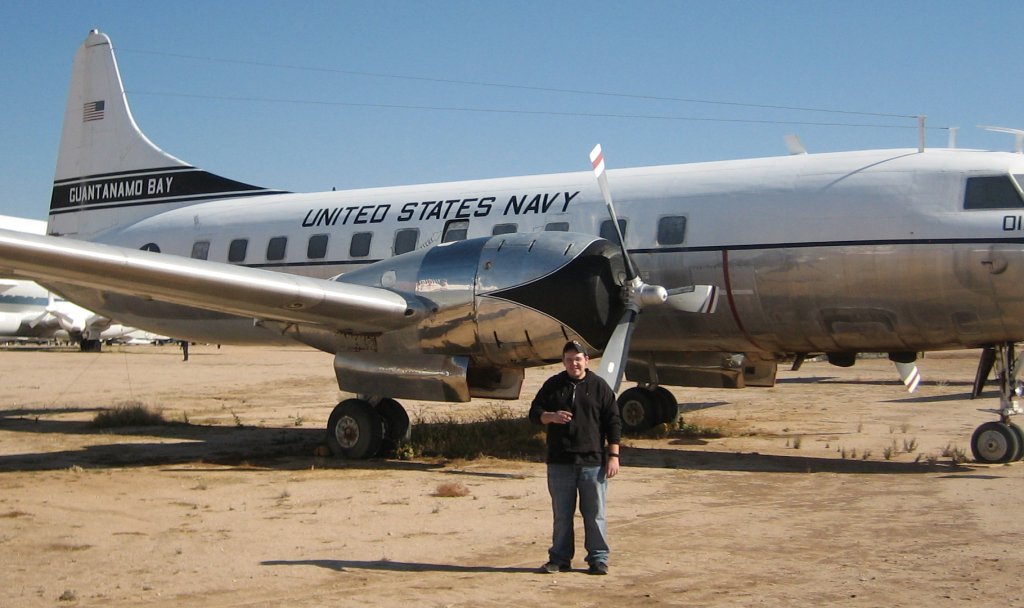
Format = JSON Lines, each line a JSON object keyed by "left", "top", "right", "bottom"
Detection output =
{"left": 546, "top": 463, "right": 609, "bottom": 566}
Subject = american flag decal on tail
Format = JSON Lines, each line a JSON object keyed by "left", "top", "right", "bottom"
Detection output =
{"left": 83, "top": 100, "right": 105, "bottom": 122}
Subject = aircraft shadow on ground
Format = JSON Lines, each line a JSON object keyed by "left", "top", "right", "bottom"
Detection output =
{"left": 261, "top": 559, "right": 537, "bottom": 574}
{"left": 778, "top": 377, "right": 975, "bottom": 389}
{"left": 0, "top": 407, "right": 976, "bottom": 476}
{"left": 884, "top": 391, "right": 995, "bottom": 405}
{"left": 624, "top": 445, "right": 973, "bottom": 475}
{"left": 0, "top": 409, "right": 441, "bottom": 473}
{"left": 677, "top": 401, "right": 731, "bottom": 413}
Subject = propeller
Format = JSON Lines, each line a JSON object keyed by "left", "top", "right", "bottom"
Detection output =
{"left": 27, "top": 293, "right": 73, "bottom": 330}
{"left": 588, "top": 144, "right": 718, "bottom": 391}
{"left": 888, "top": 352, "right": 921, "bottom": 393}
{"left": 894, "top": 361, "right": 921, "bottom": 393}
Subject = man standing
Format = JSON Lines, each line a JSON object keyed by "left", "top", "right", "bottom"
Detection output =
{"left": 529, "top": 340, "right": 622, "bottom": 575}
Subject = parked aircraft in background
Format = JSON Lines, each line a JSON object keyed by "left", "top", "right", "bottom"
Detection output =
{"left": 2, "top": 30, "right": 1024, "bottom": 463}
{"left": 0, "top": 215, "right": 140, "bottom": 349}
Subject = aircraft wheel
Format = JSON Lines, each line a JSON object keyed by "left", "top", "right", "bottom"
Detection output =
{"left": 80, "top": 339, "right": 102, "bottom": 352}
{"left": 652, "top": 386, "right": 679, "bottom": 425}
{"left": 326, "top": 399, "right": 383, "bottom": 459}
{"left": 376, "top": 398, "right": 410, "bottom": 456}
{"left": 618, "top": 387, "right": 660, "bottom": 434}
{"left": 971, "top": 421, "right": 1021, "bottom": 464}
{"left": 1009, "top": 422, "right": 1024, "bottom": 462}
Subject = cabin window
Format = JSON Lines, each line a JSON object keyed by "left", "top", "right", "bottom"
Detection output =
{"left": 657, "top": 216, "right": 687, "bottom": 245}
{"left": 393, "top": 228, "right": 419, "bottom": 255}
{"left": 442, "top": 219, "right": 470, "bottom": 243}
{"left": 190, "top": 240, "right": 210, "bottom": 260}
{"left": 492, "top": 223, "right": 517, "bottom": 235}
{"left": 964, "top": 175, "right": 1024, "bottom": 209}
{"left": 140, "top": 243, "right": 160, "bottom": 253}
{"left": 228, "top": 238, "right": 248, "bottom": 262}
{"left": 307, "top": 234, "right": 328, "bottom": 259}
{"left": 350, "top": 232, "right": 372, "bottom": 257}
{"left": 545, "top": 222, "right": 570, "bottom": 232}
{"left": 266, "top": 236, "right": 288, "bottom": 261}
{"left": 599, "top": 219, "right": 628, "bottom": 245}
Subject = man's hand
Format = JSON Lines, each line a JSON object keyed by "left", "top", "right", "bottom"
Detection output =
{"left": 606, "top": 458, "right": 620, "bottom": 479}
{"left": 606, "top": 443, "right": 620, "bottom": 478}
{"left": 543, "top": 410, "right": 573, "bottom": 425}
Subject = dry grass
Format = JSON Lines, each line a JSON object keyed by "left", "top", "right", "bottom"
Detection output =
{"left": 46, "top": 542, "right": 92, "bottom": 552}
{"left": 92, "top": 402, "right": 168, "bottom": 428}
{"left": 433, "top": 481, "right": 471, "bottom": 497}
{"left": 404, "top": 407, "right": 545, "bottom": 460}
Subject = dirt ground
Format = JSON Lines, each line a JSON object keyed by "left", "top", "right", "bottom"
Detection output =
{"left": 1, "top": 344, "right": 1022, "bottom": 607}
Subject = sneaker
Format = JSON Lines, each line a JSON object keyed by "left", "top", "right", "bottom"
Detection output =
{"left": 540, "top": 561, "right": 571, "bottom": 574}
{"left": 587, "top": 562, "right": 608, "bottom": 575}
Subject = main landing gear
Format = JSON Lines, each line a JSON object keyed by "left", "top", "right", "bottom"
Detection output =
{"left": 617, "top": 385, "right": 680, "bottom": 434}
{"left": 325, "top": 398, "right": 411, "bottom": 459}
{"left": 971, "top": 342, "right": 1024, "bottom": 464}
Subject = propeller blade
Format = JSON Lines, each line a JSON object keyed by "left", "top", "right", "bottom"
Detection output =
{"left": 895, "top": 361, "right": 921, "bottom": 393}
{"left": 972, "top": 345, "right": 996, "bottom": 398}
{"left": 27, "top": 310, "right": 53, "bottom": 329}
{"left": 594, "top": 309, "right": 638, "bottom": 393}
{"left": 666, "top": 285, "right": 719, "bottom": 314}
{"left": 586, "top": 144, "right": 719, "bottom": 395}
{"left": 590, "top": 144, "right": 636, "bottom": 280}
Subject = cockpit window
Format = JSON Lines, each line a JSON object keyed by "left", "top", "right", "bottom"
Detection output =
{"left": 964, "top": 175, "right": 1024, "bottom": 209}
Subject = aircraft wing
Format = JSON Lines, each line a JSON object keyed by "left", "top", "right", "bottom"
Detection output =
{"left": 0, "top": 228, "right": 423, "bottom": 334}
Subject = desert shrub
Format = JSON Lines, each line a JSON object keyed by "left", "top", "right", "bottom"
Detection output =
{"left": 93, "top": 402, "right": 168, "bottom": 428}
{"left": 406, "top": 407, "right": 545, "bottom": 460}
{"left": 433, "top": 481, "right": 470, "bottom": 497}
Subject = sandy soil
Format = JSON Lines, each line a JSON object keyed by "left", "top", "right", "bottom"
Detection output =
{"left": 1, "top": 344, "right": 1022, "bottom": 607}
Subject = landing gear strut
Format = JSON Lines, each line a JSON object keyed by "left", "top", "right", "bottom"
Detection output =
{"left": 325, "top": 397, "right": 411, "bottom": 459}
{"left": 970, "top": 342, "right": 1024, "bottom": 464}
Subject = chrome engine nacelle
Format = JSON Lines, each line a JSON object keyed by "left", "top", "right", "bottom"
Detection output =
{"left": 330, "top": 232, "right": 625, "bottom": 401}
{"left": 337, "top": 231, "right": 624, "bottom": 365}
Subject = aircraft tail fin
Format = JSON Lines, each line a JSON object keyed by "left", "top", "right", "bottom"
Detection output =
{"left": 49, "top": 30, "right": 284, "bottom": 237}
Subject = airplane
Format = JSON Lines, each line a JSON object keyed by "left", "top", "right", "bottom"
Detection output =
{"left": 2, "top": 29, "right": 1024, "bottom": 464}
{"left": 0, "top": 214, "right": 142, "bottom": 349}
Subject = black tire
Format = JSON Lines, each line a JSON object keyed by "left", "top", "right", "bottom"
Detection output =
{"left": 1009, "top": 422, "right": 1024, "bottom": 462}
{"left": 971, "top": 421, "right": 1021, "bottom": 464}
{"left": 326, "top": 399, "right": 384, "bottom": 459}
{"left": 652, "top": 386, "right": 679, "bottom": 425}
{"left": 618, "top": 387, "right": 660, "bottom": 434}
{"left": 376, "top": 398, "right": 410, "bottom": 456}
{"left": 80, "top": 339, "right": 102, "bottom": 352}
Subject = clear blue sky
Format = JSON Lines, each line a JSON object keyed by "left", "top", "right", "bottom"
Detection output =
{"left": 3, "top": 1, "right": 1022, "bottom": 220}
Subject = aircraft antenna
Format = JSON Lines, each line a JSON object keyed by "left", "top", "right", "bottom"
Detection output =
{"left": 918, "top": 116, "right": 926, "bottom": 153}
{"left": 784, "top": 134, "right": 807, "bottom": 155}
{"left": 948, "top": 127, "right": 959, "bottom": 149}
{"left": 980, "top": 126, "right": 1024, "bottom": 154}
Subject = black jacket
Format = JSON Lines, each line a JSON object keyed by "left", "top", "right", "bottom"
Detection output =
{"left": 529, "top": 370, "right": 622, "bottom": 465}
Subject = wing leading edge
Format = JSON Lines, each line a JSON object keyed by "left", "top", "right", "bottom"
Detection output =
{"left": 0, "top": 229, "right": 422, "bottom": 334}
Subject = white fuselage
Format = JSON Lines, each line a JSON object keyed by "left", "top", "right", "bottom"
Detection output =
{"left": 48, "top": 147, "right": 1024, "bottom": 355}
